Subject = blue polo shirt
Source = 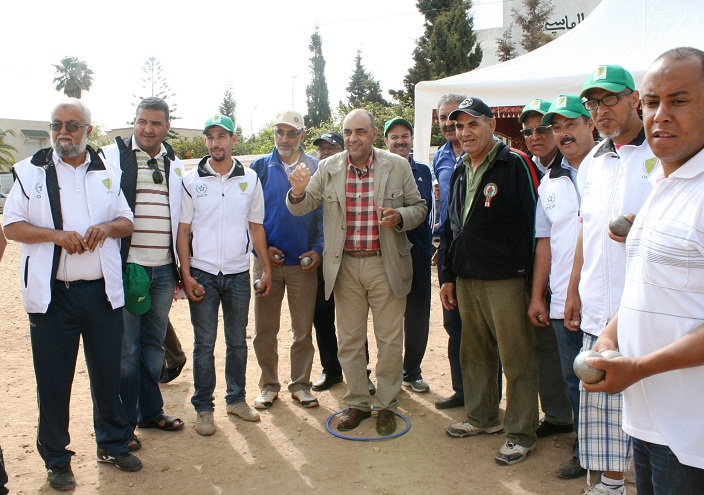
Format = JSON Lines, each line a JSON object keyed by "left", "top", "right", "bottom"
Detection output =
{"left": 432, "top": 140, "right": 464, "bottom": 236}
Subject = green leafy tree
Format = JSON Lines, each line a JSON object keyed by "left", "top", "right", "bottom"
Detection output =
{"left": 495, "top": 23, "right": 518, "bottom": 62}
{"left": 345, "top": 50, "right": 388, "bottom": 109}
{"left": 219, "top": 85, "right": 237, "bottom": 123}
{"left": 512, "top": 0, "right": 555, "bottom": 52}
{"left": 0, "top": 129, "right": 18, "bottom": 171}
{"left": 305, "top": 27, "right": 332, "bottom": 128}
{"left": 53, "top": 56, "right": 93, "bottom": 99}
{"left": 393, "top": 0, "right": 482, "bottom": 104}
{"left": 133, "top": 57, "right": 180, "bottom": 139}
{"left": 87, "top": 123, "right": 112, "bottom": 150}
{"left": 171, "top": 136, "right": 208, "bottom": 161}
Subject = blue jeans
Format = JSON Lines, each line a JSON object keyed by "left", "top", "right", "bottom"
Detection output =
{"left": 30, "top": 280, "right": 131, "bottom": 468}
{"left": 552, "top": 318, "right": 583, "bottom": 456}
{"left": 121, "top": 264, "right": 177, "bottom": 427}
{"left": 189, "top": 268, "right": 250, "bottom": 412}
{"left": 633, "top": 438, "right": 704, "bottom": 494}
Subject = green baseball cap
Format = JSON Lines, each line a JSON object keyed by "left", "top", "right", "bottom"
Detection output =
{"left": 542, "top": 95, "right": 591, "bottom": 125}
{"left": 203, "top": 114, "right": 235, "bottom": 134}
{"left": 580, "top": 65, "right": 635, "bottom": 99}
{"left": 123, "top": 263, "right": 151, "bottom": 315}
{"left": 519, "top": 99, "right": 552, "bottom": 122}
{"left": 384, "top": 117, "right": 413, "bottom": 137}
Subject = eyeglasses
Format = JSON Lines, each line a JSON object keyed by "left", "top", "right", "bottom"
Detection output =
{"left": 49, "top": 122, "right": 90, "bottom": 132}
{"left": 274, "top": 129, "right": 302, "bottom": 139}
{"left": 521, "top": 125, "right": 551, "bottom": 137}
{"left": 582, "top": 90, "right": 632, "bottom": 111}
{"left": 147, "top": 158, "right": 164, "bottom": 184}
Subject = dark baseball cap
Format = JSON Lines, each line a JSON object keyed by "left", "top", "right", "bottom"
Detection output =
{"left": 313, "top": 132, "right": 344, "bottom": 148}
{"left": 448, "top": 97, "right": 493, "bottom": 120}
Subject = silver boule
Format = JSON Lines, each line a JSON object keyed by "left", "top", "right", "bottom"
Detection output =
{"left": 600, "top": 349, "right": 623, "bottom": 360}
{"left": 300, "top": 256, "right": 312, "bottom": 267}
{"left": 274, "top": 253, "right": 283, "bottom": 260}
{"left": 253, "top": 279, "right": 263, "bottom": 294}
{"left": 609, "top": 215, "right": 633, "bottom": 237}
{"left": 573, "top": 350, "right": 605, "bottom": 384}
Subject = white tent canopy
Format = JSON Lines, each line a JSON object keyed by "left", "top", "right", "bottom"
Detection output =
{"left": 413, "top": 0, "right": 704, "bottom": 163}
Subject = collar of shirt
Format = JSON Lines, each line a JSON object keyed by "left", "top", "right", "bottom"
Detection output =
{"left": 204, "top": 158, "right": 235, "bottom": 178}
{"left": 463, "top": 140, "right": 500, "bottom": 170}
{"left": 348, "top": 150, "right": 374, "bottom": 178}
{"left": 52, "top": 150, "right": 91, "bottom": 169}
{"left": 132, "top": 139, "right": 167, "bottom": 159}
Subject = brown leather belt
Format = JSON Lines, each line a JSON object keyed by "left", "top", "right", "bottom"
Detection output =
{"left": 344, "top": 250, "right": 381, "bottom": 258}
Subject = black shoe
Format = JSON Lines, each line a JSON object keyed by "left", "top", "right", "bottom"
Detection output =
{"left": 160, "top": 358, "right": 186, "bottom": 384}
{"left": 312, "top": 373, "right": 343, "bottom": 391}
{"left": 536, "top": 419, "right": 574, "bottom": 437}
{"left": 435, "top": 395, "right": 464, "bottom": 410}
{"left": 556, "top": 456, "right": 588, "bottom": 479}
{"left": 96, "top": 448, "right": 142, "bottom": 472}
{"left": 47, "top": 462, "right": 75, "bottom": 491}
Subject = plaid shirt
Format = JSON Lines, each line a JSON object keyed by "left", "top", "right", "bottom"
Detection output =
{"left": 345, "top": 152, "right": 380, "bottom": 251}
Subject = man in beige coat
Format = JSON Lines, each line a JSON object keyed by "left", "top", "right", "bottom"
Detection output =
{"left": 287, "top": 109, "right": 426, "bottom": 435}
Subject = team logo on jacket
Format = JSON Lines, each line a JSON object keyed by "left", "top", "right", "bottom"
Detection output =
{"left": 239, "top": 182, "right": 248, "bottom": 193}
{"left": 102, "top": 178, "right": 112, "bottom": 190}
{"left": 545, "top": 192, "right": 556, "bottom": 210}
{"left": 196, "top": 184, "right": 208, "bottom": 197}
{"left": 483, "top": 183, "right": 498, "bottom": 207}
{"left": 175, "top": 168, "right": 183, "bottom": 177}
{"left": 643, "top": 156, "right": 658, "bottom": 177}
{"left": 35, "top": 183, "right": 43, "bottom": 199}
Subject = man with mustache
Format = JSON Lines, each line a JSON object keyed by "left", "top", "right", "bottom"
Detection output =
{"left": 564, "top": 65, "right": 658, "bottom": 495}
{"left": 440, "top": 97, "right": 541, "bottom": 465}
{"left": 178, "top": 115, "right": 271, "bottom": 435}
{"left": 519, "top": 101, "right": 574, "bottom": 443}
{"left": 384, "top": 117, "right": 434, "bottom": 394}
{"left": 250, "top": 111, "right": 322, "bottom": 410}
{"left": 100, "top": 97, "right": 186, "bottom": 446}
{"left": 528, "top": 94, "right": 595, "bottom": 480}
{"left": 4, "top": 99, "right": 141, "bottom": 490}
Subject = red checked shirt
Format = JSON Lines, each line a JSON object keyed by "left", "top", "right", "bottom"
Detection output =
{"left": 345, "top": 152, "right": 380, "bottom": 251}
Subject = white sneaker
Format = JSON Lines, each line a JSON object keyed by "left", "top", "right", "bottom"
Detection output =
{"left": 291, "top": 389, "right": 319, "bottom": 408}
{"left": 446, "top": 420, "right": 504, "bottom": 438}
{"left": 495, "top": 440, "right": 536, "bottom": 465}
{"left": 582, "top": 483, "right": 626, "bottom": 495}
{"left": 195, "top": 411, "right": 215, "bottom": 436}
{"left": 402, "top": 379, "right": 430, "bottom": 393}
{"left": 226, "top": 401, "right": 261, "bottom": 422}
{"left": 254, "top": 390, "right": 278, "bottom": 409}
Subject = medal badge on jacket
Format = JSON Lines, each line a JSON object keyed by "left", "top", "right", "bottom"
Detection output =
{"left": 483, "top": 183, "right": 498, "bottom": 207}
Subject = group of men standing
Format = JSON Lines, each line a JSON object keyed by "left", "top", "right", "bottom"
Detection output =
{"left": 2, "top": 45, "right": 704, "bottom": 495}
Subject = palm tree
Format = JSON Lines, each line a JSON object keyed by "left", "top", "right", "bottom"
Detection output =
{"left": 0, "top": 129, "right": 18, "bottom": 172}
{"left": 53, "top": 56, "right": 93, "bottom": 99}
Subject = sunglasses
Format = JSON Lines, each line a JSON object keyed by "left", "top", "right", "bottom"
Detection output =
{"left": 147, "top": 158, "right": 164, "bottom": 184}
{"left": 521, "top": 125, "right": 551, "bottom": 137}
{"left": 49, "top": 122, "right": 90, "bottom": 132}
{"left": 274, "top": 129, "right": 302, "bottom": 139}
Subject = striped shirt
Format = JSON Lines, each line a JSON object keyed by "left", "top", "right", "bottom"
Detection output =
{"left": 345, "top": 153, "right": 380, "bottom": 251}
{"left": 127, "top": 152, "right": 173, "bottom": 266}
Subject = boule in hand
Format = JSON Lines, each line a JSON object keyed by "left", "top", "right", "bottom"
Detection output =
{"left": 193, "top": 284, "right": 205, "bottom": 297}
{"left": 253, "top": 279, "right": 264, "bottom": 295}
{"left": 573, "top": 350, "right": 606, "bottom": 384}
{"left": 609, "top": 215, "right": 633, "bottom": 237}
{"left": 300, "top": 256, "right": 312, "bottom": 267}
{"left": 274, "top": 253, "right": 283, "bottom": 260}
{"left": 600, "top": 349, "right": 623, "bottom": 360}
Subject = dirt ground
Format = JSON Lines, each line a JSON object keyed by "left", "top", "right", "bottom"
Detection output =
{"left": 0, "top": 237, "right": 625, "bottom": 494}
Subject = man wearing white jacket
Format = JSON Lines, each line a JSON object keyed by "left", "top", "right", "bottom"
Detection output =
{"left": 4, "top": 99, "right": 141, "bottom": 491}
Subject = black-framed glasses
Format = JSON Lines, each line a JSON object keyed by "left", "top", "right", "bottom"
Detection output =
{"left": 274, "top": 129, "right": 302, "bottom": 139}
{"left": 147, "top": 158, "right": 164, "bottom": 184}
{"left": 49, "top": 122, "right": 90, "bottom": 132}
{"left": 521, "top": 125, "right": 551, "bottom": 137}
{"left": 582, "top": 90, "right": 632, "bottom": 111}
